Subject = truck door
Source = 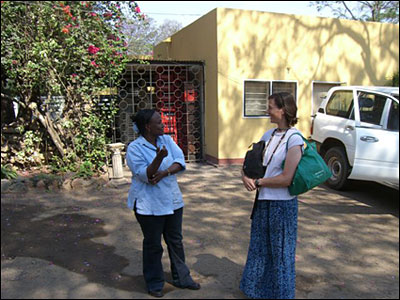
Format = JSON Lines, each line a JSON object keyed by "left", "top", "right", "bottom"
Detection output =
{"left": 349, "top": 92, "right": 399, "bottom": 184}
{"left": 314, "top": 90, "right": 358, "bottom": 162}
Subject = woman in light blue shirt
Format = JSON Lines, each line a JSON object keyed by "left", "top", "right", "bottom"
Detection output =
{"left": 126, "top": 109, "right": 200, "bottom": 298}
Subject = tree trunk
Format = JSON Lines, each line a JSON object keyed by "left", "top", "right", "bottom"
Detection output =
{"left": 2, "top": 92, "right": 66, "bottom": 159}
{"left": 29, "top": 103, "right": 66, "bottom": 158}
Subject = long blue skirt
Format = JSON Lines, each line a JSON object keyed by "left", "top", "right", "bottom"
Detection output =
{"left": 240, "top": 198, "right": 298, "bottom": 299}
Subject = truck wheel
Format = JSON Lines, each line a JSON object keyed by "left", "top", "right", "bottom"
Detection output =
{"left": 324, "top": 147, "right": 350, "bottom": 190}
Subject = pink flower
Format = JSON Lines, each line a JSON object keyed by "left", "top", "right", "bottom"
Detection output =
{"left": 91, "top": 60, "right": 99, "bottom": 67}
{"left": 63, "top": 5, "right": 73, "bottom": 18}
{"left": 71, "top": 73, "right": 78, "bottom": 78}
{"left": 135, "top": 6, "right": 141, "bottom": 13}
{"left": 88, "top": 45, "right": 100, "bottom": 55}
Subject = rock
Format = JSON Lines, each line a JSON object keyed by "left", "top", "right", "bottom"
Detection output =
{"left": 51, "top": 179, "right": 60, "bottom": 190}
{"left": 9, "top": 180, "right": 28, "bottom": 193}
{"left": 62, "top": 179, "right": 72, "bottom": 191}
{"left": 36, "top": 180, "right": 46, "bottom": 190}
{"left": 95, "top": 173, "right": 110, "bottom": 186}
{"left": 71, "top": 178, "right": 85, "bottom": 189}
{"left": 1, "top": 179, "right": 12, "bottom": 192}
{"left": 71, "top": 177, "right": 96, "bottom": 189}
{"left": 105, "top": 178, "right": 130, "bottom": 189}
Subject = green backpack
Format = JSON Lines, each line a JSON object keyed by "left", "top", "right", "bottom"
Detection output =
{"left": 282, "top": 133, "right": 332, "bottom": 195}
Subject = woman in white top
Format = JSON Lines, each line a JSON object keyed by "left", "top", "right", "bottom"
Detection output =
{"left": 240, "top": 92, "right": 303, "bottom": 299}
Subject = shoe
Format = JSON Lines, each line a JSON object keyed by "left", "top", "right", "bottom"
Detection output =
{"left": 148, "top": 290, "right": 164, "bottom": 298}
{"left": 186, "top": 282, "right": 201, "bottom": 290}
{"left": 173, "top": 281, "right": 201, "bottom": 290}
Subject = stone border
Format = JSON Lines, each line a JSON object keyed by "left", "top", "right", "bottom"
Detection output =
{"left": 1, "top": 173, "right": 131, "bottom": 193}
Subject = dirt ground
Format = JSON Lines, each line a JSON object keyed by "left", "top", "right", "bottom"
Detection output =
{"left": 1, "top": 163, "right": 399, "bottom": 299}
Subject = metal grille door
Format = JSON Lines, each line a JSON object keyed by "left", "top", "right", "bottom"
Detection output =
{"left": 115, "top": 62, "right": 204, "bottom": 162}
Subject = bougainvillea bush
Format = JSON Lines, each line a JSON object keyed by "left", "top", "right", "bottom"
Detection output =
{"left": 1, "top": 1, "right": 145, "bottom": 173}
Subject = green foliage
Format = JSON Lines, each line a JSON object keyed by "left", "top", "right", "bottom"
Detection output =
{"left": 391, "top": 71, "right": 399, "bottom": 87}
{"left": 1, "top": 1, "right": 145, "bottom": 176}
{"left": 75, "top": 161, "right": 95, "bottom": 179}
{"left": 1, "top": 165, "right": 18, "bottom": 180}
{"left": 73, "top": 114, "right": 109, "bottom": 170}
{"left": 49, "top": 152, "right": 79, "bottom": 173}
{"left": 15, "top": 130, "right": 45, "bottom": 167}
{"left": 48, "top": 114, "right": 109, "bottom": 173}
{"left": 310, "top": 1, "right": 399, "bottom": 23}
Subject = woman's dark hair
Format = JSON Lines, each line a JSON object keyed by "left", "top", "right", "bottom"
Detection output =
{"left": 269, "top": 92, "right": 298, "bottom": 126}
{"left": 131, "top": 109, "right": 157, "bottom": 136}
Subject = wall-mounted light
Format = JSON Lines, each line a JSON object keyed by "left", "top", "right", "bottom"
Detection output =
{"left": 146, "top": 86, "right": 155, "bottom": 93}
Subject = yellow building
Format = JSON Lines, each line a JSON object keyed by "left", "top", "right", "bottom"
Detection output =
{"left": 154, "top": 8, "right": 399, "bottom": 165}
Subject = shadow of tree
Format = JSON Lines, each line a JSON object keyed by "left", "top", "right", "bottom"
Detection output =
{"left": 192, "top": 253, "right": 246, "bottom": 298}
{"left": 193, "top": 253, "right": 243, "bottom": 287}
{"left": 1, "top": 164, "right": 398, "bottom": 299}
{"left": 1, "top": 203, "right": 145, "bottom": 293}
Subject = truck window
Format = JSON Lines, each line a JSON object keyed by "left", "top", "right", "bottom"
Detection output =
{"left": 326, "top": 91, "right": 354, "bottom": 119}
{"left": 387, "top": 101, "right": 399, "bottom": 131}
{"left": 358, "top": 92, "right": 386, "bottom": 126}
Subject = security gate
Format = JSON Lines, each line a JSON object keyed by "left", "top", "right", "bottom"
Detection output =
{"left": 114, "top": 61, "right": 204, "bottom": 162}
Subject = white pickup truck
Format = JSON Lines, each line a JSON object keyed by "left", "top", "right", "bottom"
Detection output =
{"left": 310, "top": 86, "right": 399, "bottom": 190}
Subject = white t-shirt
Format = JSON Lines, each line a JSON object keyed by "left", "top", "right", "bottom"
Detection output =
{"left": 258, "top": 128, "right": 304, "bottom": 200}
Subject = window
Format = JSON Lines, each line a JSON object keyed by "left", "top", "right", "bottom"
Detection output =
{"left": 326, "top": 91, "right": 354, "bottom": 119}
{"left": 244, "top": 81, "right": 269, "bottom": 117}
{"left": 387, "top": 100, "right": 399, "bottom": 131}
{"left": 357, "top": 92, "right": 387, "bottom": 126}
{"left": 272, "top": 82, "right": 297, "bottom": 97}
{"left": 312, "top": 82, "right": 342, "bottom": 115}
{"left": 243, "top": 80, "right": 297, "bottom": 117}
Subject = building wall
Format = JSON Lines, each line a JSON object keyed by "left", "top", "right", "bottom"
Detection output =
{"left": 155, "top": 8, "right": 399, "bottom": 164}
{"left": 216, "top": 8, "right": 399, "bottom": 163}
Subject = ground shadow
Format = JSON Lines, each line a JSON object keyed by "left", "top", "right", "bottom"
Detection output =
{"left": 192, "top": 253, "right": 246, "bottom": 297}
{"left": 1, "top": 203, "right": 145, "bottom": 293}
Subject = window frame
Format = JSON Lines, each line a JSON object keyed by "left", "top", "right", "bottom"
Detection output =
{"left": 242, "top": 79, "right": 298, "bottom": 118}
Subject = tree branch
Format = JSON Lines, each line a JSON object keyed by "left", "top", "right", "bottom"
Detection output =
{"left": 341, "top": 1, "right": 359, "bottom": 20}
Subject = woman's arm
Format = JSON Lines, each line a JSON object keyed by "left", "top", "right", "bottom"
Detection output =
{"left": 257, "top": 145, "right": 302, "bottom": 188}
{"left": 149, "top": 162, "right": 183, "bottom": 185}
{"left": 147, "top": 146, "right": 168, "bottom": 181}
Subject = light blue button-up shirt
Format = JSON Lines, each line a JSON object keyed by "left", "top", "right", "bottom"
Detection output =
{"left": 126, "top": 134, "right": 186, "bottom": 216}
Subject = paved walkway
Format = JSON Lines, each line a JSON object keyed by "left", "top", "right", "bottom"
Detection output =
{"left": 1, "top": 163, "right": 399, "bottom": 298}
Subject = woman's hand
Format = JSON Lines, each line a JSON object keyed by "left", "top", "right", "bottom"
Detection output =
{"left": 147, "top": 146, "right": 168, "bottom": 181}
{"left": 149, "top": 170, "right": 168, "bottom": 185}
{"left": 156, "top": 145, "right": 168, "bottom": 159}
{"left": 241, "top": 171, "right": 257, "bottom": 191}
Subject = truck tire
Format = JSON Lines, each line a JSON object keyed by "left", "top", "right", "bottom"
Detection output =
{"left": 324, "top": 146, "right": 350, "bottom": 190}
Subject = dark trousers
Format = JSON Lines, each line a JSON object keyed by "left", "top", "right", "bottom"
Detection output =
{"left": 135, "top": 208, "right": 194, "bottom": 292}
